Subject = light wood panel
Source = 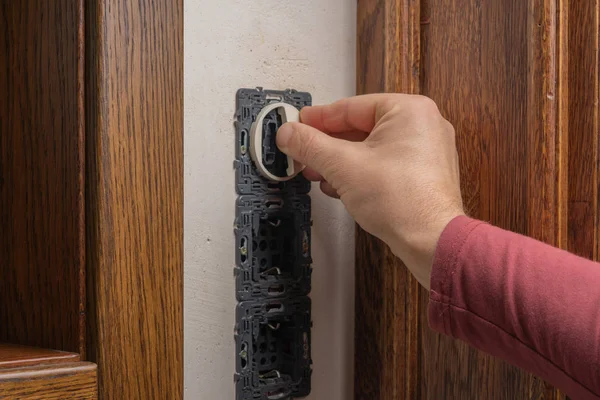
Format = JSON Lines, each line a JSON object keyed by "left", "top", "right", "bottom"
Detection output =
{"left": 0, "top": 0, "right": 86, "bottom": 354}
{"left": 85, "top": 0, "right": 184, "bottom": 398}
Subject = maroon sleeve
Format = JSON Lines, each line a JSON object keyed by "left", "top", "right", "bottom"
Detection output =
{"left": 429, "top": 216, "right": 600, "bottom": 400}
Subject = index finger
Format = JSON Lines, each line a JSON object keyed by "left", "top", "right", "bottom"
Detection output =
{"left": 299, "top": 93, "right": 412, "bottom": 133}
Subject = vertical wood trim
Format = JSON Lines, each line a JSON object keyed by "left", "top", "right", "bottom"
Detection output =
{"left": 85, "top": 1, "right": 183, "bottom": 398}
{"left": 556, "top": 0, "right": 569, "bottom": 254}
{"left": 597, "top": 2, "right": 600, "bottom": 263}
{"left": 527, "top": 0, "right": 563, "bottom": 249}
{"left": 77, "top": 0, "right": 87, "bottom": 359}
{"left": 529, "top": 20, "right": 570, "bottom": 399}
{"left": 402, "top": 4, "right": 421, "bottom": 399}
{"left": 355, "top": 1, "right": 420, "bottom": 399}
{"left": 553, "top": 9, "right": 568, "bottom": 398}
{"left": 567, "top": 0, "right": 599, "bottom": 261}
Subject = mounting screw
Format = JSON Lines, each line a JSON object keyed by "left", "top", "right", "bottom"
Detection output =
{"left": 302, "top": 231, "right": 309, "bottom": 255}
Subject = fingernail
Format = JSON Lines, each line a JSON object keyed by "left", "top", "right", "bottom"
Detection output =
{"left": 277, "top": 123, "right": 293, "bottom": 151}
{"left": 299, "top": 106, "right": 311, "bottom": 122}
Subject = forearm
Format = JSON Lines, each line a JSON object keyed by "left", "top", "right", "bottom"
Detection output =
{"left": 429, "top": 216, "right": 600, "bottom": 400}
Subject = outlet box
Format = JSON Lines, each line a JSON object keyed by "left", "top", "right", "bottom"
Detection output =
{"left": 234, "top": 88, "right": 313, "bottom": 400}
{"left": 235, "top": 297, "right": 312, "bottom": 400}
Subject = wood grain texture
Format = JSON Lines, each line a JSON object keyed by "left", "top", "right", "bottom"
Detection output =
{"left": 355, "top": 1, "right": 421, "bottom": 399}
{"left": 420, "top": 0, "right": 566, "bottom": 398}
{"left": 0, "top": 344, "right": 79, "bottom": 369}
{"left": 85, "top": 0, "right": 183, "bottom": 398}
{"left": 567, "top": 1, "right": 599, "bottom": 261}
{"left": 0, "top": 362, "right": 97, "bottom": 399}
{"left": 357, "top": 0, "right": 570, "bottom": 399}
{"left": 0, "top": 1, "right": 86, "bottom": 354}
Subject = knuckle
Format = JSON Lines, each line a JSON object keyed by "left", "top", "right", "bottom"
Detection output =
{"left": 412, "top": 95, "right": 439, "bottom": 114}
{"left": 376, "top": 94, "right": 409, "bottom": 118}
{"left": 376, "top": 99, "right": 398, "bottom": 120}
{"left": 384, "top": 95, "right": 442, "bottom": 123}
{"left": 442, "top": 119, "right": 455, "bottom": 136}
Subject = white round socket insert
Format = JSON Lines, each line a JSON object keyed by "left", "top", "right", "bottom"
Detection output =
{"left": 250, "top": 102, "right": 305, "bottom": 182}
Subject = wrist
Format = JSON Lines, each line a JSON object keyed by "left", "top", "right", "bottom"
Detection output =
{"left": 388, "top": 209, "right": 464, "bottom": 290}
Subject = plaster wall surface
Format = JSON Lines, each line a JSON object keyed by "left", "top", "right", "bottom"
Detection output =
{"left": 185, "top": 1, "right": 356, "bottom": 398}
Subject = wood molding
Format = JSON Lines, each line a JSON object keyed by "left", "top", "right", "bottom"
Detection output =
{"left": 355, "top": 1, "right": 421, "bottom": 399}
{"left": 567, "top": 0, "right": 599, "bottom": 261}
{"left": 0, "top": 362, "right": 97, "bottom": 399}
{"left": 85, "top": 1, "right": 184, "bottom": 398}
{"left": 0, "top": 0, "right": 86, "bottom": 355}
{"left": 0, "top": 344, "right": 80, "bottom": 369}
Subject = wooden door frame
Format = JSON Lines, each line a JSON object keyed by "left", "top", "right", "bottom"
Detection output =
{"left": 85, "top": 1, "right": 183, "bottom": 398}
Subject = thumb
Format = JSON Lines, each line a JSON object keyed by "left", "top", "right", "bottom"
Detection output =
{"left": 276, "top": 122, "right": 351, "bottom": 180}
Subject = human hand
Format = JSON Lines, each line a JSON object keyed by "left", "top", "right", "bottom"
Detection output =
{"left": 276, "top": 94, "right": 464, "bottom": 289}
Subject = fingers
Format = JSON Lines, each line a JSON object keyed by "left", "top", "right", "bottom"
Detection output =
{"left": 329, "top": 130, "right": 369, "bottom": 142}
{"left": 303, "top": 168, "right": 339, "bottom": 198}
{"left": 300, "top": 94, "right": 413, "bottom": 134}
{"left": 320, "top": 181, "right": 340, "bottom": 199}
{"left": 302, "top": 167, "right": 323, "bottom": 182}
{"left": 277, "top": 122, "right": 354, "bottom": 181}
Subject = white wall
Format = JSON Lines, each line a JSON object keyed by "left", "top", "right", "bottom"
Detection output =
{"left": 184, "top": 1, "right": 356, "bottom": 399}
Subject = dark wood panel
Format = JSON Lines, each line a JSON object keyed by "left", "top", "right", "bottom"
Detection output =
{"left": 357, "top": 0, "right": 569, "bottom": 399}
{"left": 568, "top": 1, "right": 599, "bottom": 261}
{"left": 355, "top": 1, "right": 421, "bottom": 399}
{"left": 85, "top": 0, "right": 183, "bottom": 398}
{"left": 0, "top": 344, "right": 79, "bottom": 369}
{"left": 0, "top": 362, "right": 97, "bottom": 399}
{"left": 420, "top": 2, "right": 564, "bottom": 399}
{"left": 0, "top": 1, "right": 85, "bottom": 354}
